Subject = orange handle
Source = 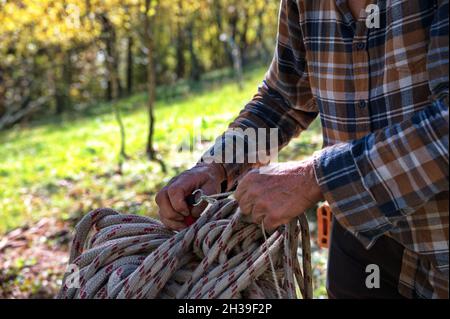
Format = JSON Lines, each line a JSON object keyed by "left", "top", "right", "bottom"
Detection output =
{"left": 317, "top": 204, "right": 332, "bottom": 249}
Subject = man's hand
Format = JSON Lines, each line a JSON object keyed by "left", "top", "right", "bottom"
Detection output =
{"left": 235, "top": 158, "right": 323, "bottom": 230}
{"left": 155, "top": 163, "right": 226, "bottom": 231}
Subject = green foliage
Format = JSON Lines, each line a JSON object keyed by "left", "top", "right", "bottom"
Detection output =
{"left": 0, "top": 0, "right": 279, "bottom": 126}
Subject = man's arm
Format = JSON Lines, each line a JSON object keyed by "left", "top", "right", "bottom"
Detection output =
{"left": 314, "top": 0, "right": 449, "bottom": 249}
{"left": 202, "top": 0, "right": 318, "bottom": 190}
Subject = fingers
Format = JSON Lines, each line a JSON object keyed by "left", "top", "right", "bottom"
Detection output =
{"left": 235, "top": 168, "right": 259, "bottom": 196}
{"left": 234, "top": 170, "right": 255, "bottom": 202}
{"left": 156, "top": 188, "right": 185, "bottom": 230}
{"left": 262, "top": 214, "right": 278, "bottom": 231}
{"left": 159, "top": 216, "right": 186, "bottom": 231}
{"left": 235, "top": 169, "right": 260, "bottom": 216}
{"left": 236, "top": 188, "right": 253, "bottom": 216}
{"left": 235, "top": 169, "right": 282, "bottom": 230}
{"left": 156, "top": 164, "right": 225, "bottom": 229}
{"left": 236, "top": 177, "right": 266, "bottom": 227}
{"left": 164, "top": 167, "right": 218, "bottom": 216}
{"left": 234, "top": 184, "right": 246, "bottom": 205}
{"left": 166, "top": 181, "right": 190, "bottom": 216}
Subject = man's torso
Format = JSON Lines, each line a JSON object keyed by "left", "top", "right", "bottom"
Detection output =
{"left": 295, "top": 0, "right": 448, "bottom": 298}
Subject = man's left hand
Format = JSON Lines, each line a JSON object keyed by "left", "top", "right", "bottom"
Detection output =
{"left": 234, "top": 158, "right": 324, "bottom": 230}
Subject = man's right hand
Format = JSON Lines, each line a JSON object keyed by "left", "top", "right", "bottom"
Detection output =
{"left": 155, "top": 163, "right": 226, "bottom": 231}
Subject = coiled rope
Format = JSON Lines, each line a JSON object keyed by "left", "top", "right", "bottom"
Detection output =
{"left": 58, "top": 194, "right": 313, "bottom": 299}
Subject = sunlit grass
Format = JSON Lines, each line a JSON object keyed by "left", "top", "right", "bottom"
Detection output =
{"left": 0, "top": 65, "right": 322, "bottom": 234}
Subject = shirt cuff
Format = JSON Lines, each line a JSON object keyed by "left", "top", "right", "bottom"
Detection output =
{"left": 313, "top": 143, "right": 395, "bottom": 249}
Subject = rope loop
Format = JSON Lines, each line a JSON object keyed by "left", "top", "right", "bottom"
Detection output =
{"left": 191, "top": 189, "right": 234, "bottom": 206}
{"left": 58, "top": 193, "right": 313, "bottom": 299}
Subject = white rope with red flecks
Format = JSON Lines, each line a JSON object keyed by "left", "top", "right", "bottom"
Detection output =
{"left": 57, "top": 195, "right": 313, "bottom": 299}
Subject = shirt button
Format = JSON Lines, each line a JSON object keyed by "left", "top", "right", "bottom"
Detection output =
{"left": 359, "top": 100, "right": 367, "bottom": 108}
{"left": 355, "top": 42, "right": 366, "bottom": 50}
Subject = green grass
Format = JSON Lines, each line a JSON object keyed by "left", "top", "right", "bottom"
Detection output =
{"left": 0, "top": 65, "right": 322, "bottom": 234}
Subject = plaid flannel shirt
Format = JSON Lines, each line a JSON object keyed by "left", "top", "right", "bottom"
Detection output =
{"left": 202, "top": 0, "right": 449, "bottom": 298}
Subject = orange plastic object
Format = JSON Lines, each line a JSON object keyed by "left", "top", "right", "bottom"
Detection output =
{"left": 317, "top": 204, "right": 332, "bottom": 249}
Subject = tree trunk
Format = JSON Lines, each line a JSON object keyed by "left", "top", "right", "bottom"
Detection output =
{"left": 142, "top": 0, "right": 166, "bottom": 172}
{"left": 213, "top": 0, "right": 232, "bottom": 66}
{"left": 126, "top": 36, "right": 134, "bottom": 95}
{"left": 187, "top": 19, "right": 201, "bottom": 81}
{"left": 53, "top": 50, "right": 66, "bottom": 115}
{"left": 239, "top": 8, "right": 250, "bottom": 65}
{"left": 143, "top": 0, "right": 156, "bottom": 160}
{"left": 55, "top": 50, "right": 72, "bottom": 115}
{"left": 102, "top": 16, "right": 122, "bottom": 101}
{"left": 229, "top": 5, "right": 238, "bottom": 46}
{"left": 175, "top": 0, "right": 186, "bottom": 79}
{"left": 256, "top": 4, "right": 270, "bottom": 61}
{"left": 62, "top": 51, "right": 72, "bottom": 111}
{"left": 100, "top": 13, "right": 128, "bottom": 172}
{"left": 146, "top": 47, "right": 156, "bottom": 160}
{"left": 0, "top": 67, "right": 5, "bottom": 118}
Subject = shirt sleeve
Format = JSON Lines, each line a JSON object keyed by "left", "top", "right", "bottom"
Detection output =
{"left": 313, "top": 0, "right": 449, "bottom": 249}
{"left": 200, "top": 0, "right": 318, "bottom": 190}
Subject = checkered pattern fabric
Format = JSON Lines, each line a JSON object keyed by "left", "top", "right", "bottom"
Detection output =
{"left": 202, "top": 0, "right": 448, "bottom": 298}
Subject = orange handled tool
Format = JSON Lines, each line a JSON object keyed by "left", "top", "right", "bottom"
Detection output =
{"left": 317, "top": 203, "right": 333, "bottom": 249}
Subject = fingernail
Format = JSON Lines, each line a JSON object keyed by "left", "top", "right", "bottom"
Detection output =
{"left": 180, "top": 211, "right": 190, "bottom": 217}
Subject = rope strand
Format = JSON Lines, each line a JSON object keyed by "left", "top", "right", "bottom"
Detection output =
{"left": 58, "top": 193, "right": 312, "bottom": 299}
{"left": 261, "top": 221, "right": 282, "bottom": 299}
